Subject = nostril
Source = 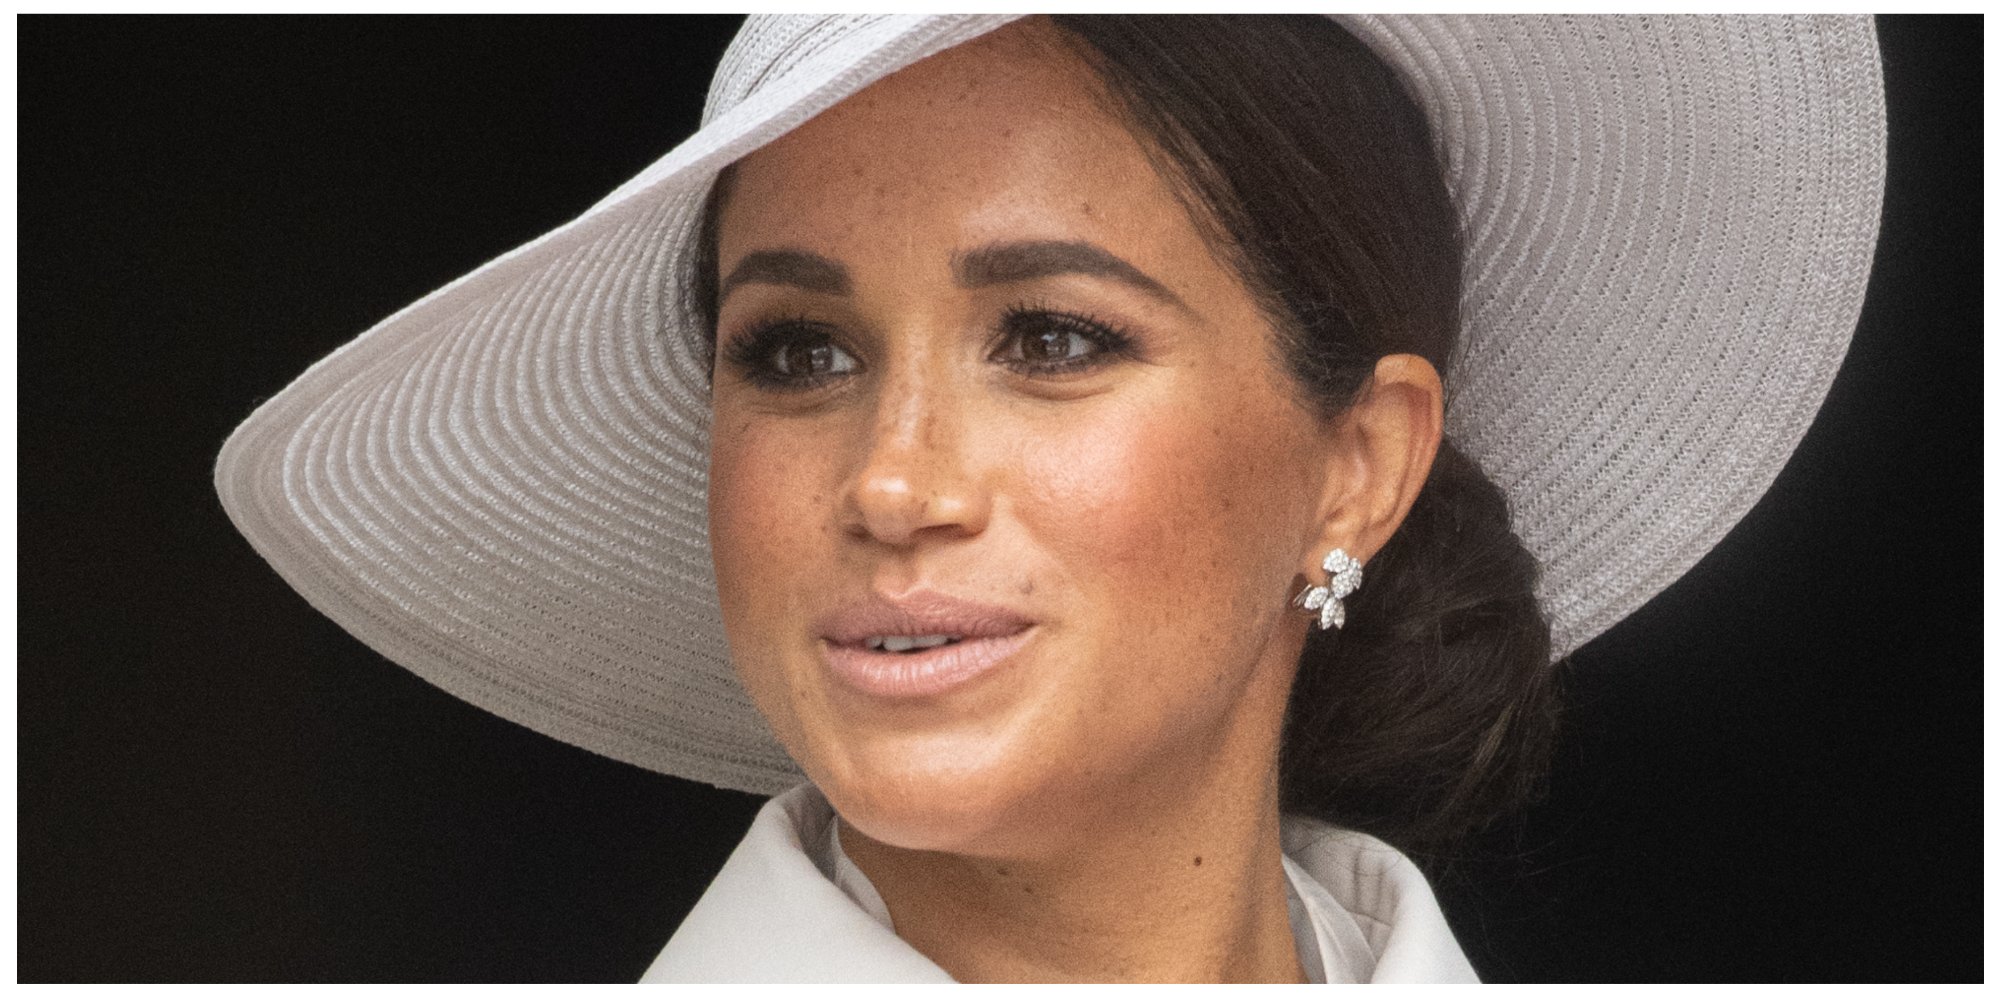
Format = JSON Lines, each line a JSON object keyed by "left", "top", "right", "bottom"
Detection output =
{"left": 839, "top": 416, "right": 991, "bottom": 545}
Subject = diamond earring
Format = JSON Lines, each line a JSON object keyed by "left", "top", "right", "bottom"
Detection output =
{"left": 1294, "top": 548, "right": 1364, "bottom": 631}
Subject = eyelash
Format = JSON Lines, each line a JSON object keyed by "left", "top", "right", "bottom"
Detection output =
{"left": 992, "top": 302, "right": 1138, "bottom": 376}
{"left": 721, "top": 304, "right": 1140, "bottom": 391}
{"left": 721, "top": 313, "right": 842, "bottom": 391}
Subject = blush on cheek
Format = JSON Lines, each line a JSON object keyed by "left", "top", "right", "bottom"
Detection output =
{"left": 993, "top": 391, "right": 1311, "bottom": 802}
{"left": 1013, "top": 395, "right": 1286, "bottom": 633}
{"left": 1012, "top": 414, "right": 1157, "bottom": 583}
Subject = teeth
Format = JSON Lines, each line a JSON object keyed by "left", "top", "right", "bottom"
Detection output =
{"left": 866, "top": 635, "right": 960, "bottom": 653}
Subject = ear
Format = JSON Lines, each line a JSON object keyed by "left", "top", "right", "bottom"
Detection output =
{"left": 1303, "top": 353, "right": 1444, "bottom": 574}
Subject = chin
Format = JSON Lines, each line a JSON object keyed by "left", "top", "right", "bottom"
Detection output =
{"left": 805, "top": 727, "right": 1071, "bottom": 857}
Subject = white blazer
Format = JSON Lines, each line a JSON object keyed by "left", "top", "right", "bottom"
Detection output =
{"left": 641, "top": 784, "right": 1480, "bottom": 983}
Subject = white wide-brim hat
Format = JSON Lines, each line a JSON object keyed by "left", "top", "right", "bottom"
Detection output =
{"left": 214, "top": 15, "right": 1887, "bottom": 794}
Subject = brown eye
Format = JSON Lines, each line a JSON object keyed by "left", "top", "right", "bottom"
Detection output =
{"left": 722, "top": 319, "right": 862, "bottom": 390}
{"left": 772, "top": 336, "right": 858, "bottom": 378}
{"left": 1019, "top": 326, "right": 1094, "bottom": 364}
{"left": 995, "top": 307, "right": 1135, "bottom": 374}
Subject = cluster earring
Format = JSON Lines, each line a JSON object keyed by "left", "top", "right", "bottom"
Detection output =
{"left": 1294, "top": 548, "right": 1364, "bottom": 631}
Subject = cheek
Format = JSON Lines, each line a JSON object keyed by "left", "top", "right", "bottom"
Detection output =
{"left": 1011, "top": 388, "right": 1307, "bottom": 645}
{"left": 708, "top": 418, "right": 800, "bottom": 598}
{"left": 706, "top": 416, "right": 829, "bottom": 723}
{"left": 995, "top": 382, "right": 1313, "bottom": 780}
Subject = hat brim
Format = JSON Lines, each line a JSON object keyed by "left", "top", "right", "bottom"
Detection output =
{"left": 215, "top": 14, "right": 1885, "bottom": 793}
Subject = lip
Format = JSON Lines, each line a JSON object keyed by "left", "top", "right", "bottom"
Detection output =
{"left": 816, "top": 590, "right": 1037, "bottom": 699}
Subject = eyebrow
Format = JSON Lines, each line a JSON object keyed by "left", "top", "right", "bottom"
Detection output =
{"left": 716, "top": 239, "right": 1191, "bottom": 314}
{"left": 954, "top": 239, "right": 1190, "bottom": 313}
{"left": 718, "top": 249, "right": 851, "bottom": 303}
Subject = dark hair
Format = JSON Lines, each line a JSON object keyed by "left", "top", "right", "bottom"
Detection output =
{"left": 691, "top": 15, "right": 1563, "bottom": 856}
{"left": 1046, "top": 15, "right": 1560, "bottom": 855}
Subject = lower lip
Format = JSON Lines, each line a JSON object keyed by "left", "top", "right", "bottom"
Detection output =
{"left": 821, "top": 629, "right": 1034, "bottom": 699}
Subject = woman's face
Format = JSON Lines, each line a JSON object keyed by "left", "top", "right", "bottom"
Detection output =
{"left": 707, "top": 23, "right": 1348, "bottom": 854}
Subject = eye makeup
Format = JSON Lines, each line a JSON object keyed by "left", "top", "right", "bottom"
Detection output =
{"left": 720, "top": 315, "right": 858, "bottom": 391}
{"left": 718, "top": 300, "right": 1147, "bottom": 392}
{"left": 989, "top": 301, "right": 1142, "bottom": 377}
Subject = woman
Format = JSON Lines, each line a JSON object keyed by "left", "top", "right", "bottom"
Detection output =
{"left": 214, "top": 14, "right": 1885, "bottom": 982}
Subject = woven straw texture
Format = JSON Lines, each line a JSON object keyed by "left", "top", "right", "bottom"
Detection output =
{"left": 214, "top": 15, "right": 1886, "bottom": 794}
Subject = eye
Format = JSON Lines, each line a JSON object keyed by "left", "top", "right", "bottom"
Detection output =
{"left": 771, "top": 335, "right": 858, "bottom": 378}
{"left": 722, "top": 319, "right": 861, "bottom": 390}
{"left": 993, "top": 307, "right": 1135, "bottom": 374}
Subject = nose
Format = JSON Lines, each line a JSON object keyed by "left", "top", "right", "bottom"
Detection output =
{"left": 841, "top": 369, "right": 990, "bottom": 548}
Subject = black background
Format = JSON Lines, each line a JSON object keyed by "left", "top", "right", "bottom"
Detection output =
{"left": 20, "top": 15, "right": 1982, "bottom": 982}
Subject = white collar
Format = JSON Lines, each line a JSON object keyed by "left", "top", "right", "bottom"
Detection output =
{"left": 641, "top": 783, "right": 1479, "bottom": 983}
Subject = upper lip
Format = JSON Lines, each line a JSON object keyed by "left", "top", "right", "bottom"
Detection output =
{"left": 816, "top": 590, "right": 1036, "bottom": 646}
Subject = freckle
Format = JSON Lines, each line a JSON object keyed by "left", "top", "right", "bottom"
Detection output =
{"left": 1020, "top": 579, "right": 1034, "bottom": 596}
{"left": 1023, "top": 885, "right": 1034, "bottom": 895}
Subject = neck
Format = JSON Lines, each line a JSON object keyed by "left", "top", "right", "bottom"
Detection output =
{"left": 837, "top": 693, "right": 1306, "bottom": 982}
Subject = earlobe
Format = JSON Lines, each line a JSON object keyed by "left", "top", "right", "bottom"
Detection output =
{"left": 1293, "top": 548, "right": 1366, "bottom": 630}
{"left": 1301, "top": 353, "right": 1444, "bottom": 571}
